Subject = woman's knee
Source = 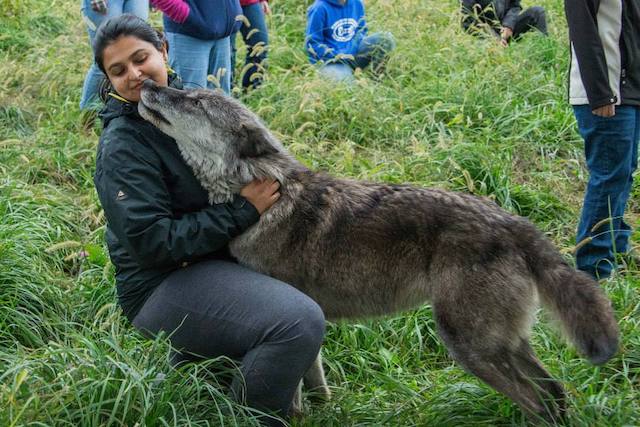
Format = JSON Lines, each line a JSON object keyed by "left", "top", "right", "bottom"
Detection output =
{"left": 282, "top": 296, "right": 326, "bottom": 350}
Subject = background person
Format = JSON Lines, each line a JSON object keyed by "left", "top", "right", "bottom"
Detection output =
{"left": 91, "top": 14, "right": 326, "bottom": 426}
{"left": 305, "top": 0, "right": 395, "bottom": 83}
{"left": 231, "top": 0, "right": 271, "bottom": 91}
{"left": 150, "top": 0, "right": 242, "bottom": 93}
{"left": 565, "top": 0, "right": 639, "bottom": 280}
{"left": 460, "top": 0, "right": 547, "bottom": 46}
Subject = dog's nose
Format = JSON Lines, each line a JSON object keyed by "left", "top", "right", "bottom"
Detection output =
{"left": 143, "top": 79, "right": 157, "bottom": 90}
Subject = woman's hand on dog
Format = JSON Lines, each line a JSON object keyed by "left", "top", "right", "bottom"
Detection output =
{"left": 241, "top": 179, "right": 281, "bottom": 214}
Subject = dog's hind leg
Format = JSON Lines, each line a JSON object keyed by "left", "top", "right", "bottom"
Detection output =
{"left": 303, "top": 350, "right": 331, "bottom": 402}
{"left": 434, "top": 306, "right": 565, "bottom": 422}
{"left": 431, "top": 270, "right": 566, "bottom": 421}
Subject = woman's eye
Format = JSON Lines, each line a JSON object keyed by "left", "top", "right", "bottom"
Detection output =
{"left": 134, "top": 55, "right": 147, "bottom": 64}
{"left": 111, "top": 67, "right": 124, "bottom": 76}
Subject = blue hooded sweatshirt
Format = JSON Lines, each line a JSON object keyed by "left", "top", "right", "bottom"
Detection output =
{"left": 305, "top": 0, "right": 368, "bottom": 64}
{"left": 163, "top": 0, "right": 242, "bottom": 41}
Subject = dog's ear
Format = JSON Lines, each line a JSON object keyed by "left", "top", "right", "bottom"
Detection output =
{"left": 239, "top": 122, "right": 278, "bottom": 158}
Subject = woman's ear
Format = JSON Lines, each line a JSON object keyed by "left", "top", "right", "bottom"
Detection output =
{"left": 162, "top": 41, "right": 169, "bottom": 62}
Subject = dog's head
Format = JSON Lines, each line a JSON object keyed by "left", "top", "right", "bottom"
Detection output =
{"left": 138, "top": 79, "right": 280, "bottom": 160}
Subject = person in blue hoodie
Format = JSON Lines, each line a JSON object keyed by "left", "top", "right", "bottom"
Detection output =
{"left": 151, "top": 0, "right": 242, "bottom": 93}
{"left": 305, "top": 0, "right": 395, "bottom": 82}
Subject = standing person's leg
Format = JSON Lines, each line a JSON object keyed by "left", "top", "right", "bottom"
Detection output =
{"left": 165, "top": 32, "right": 211, "bottom": 89}
{"left": 614, "top": 106, "right": 640, "bottom": 257}
{"left": 239, "top": 2, "right": 269, "bottom": 90}
{"left": 79, "top": 0, "right": 125, "bottom": 110}
{"left": 230, "top": 30, "right": 239, "bottom": 88}
{"left": 511, "top": 6, "right": 547, "bottom": 39}
{"left": 123, "top": 0, "right": 149, "bottom": 20}
{"left": 208, "top": 36, "right": 232, "bottom": 94}
{"left": 574, "top": 105, "right": 638, "bottom": 279}
{"left": 132, "top": 260, "right": 326, "bottom": 426}
{"left": 354, "top": 32, "right": 396, "bottom": 73}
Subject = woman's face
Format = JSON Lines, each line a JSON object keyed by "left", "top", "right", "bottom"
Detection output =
{"left": 102, "top": 35, "right": 169, "bottom": 102}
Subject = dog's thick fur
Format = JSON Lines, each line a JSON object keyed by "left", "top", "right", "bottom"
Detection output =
{"left": 138, "top": 80, "right": 619, "bottom": 420}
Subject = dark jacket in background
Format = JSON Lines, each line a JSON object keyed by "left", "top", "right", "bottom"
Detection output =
{"left": 93, "top": 79, "right": 259, "bottom": 321}
{"left": 565, "top": 0, "right": 640, "bottom": 109}
{"left": 461, "top": 0, "right": 522, "bottom": 32}
{"left": 163, "top": 0, "right": 242, "bottom": 40}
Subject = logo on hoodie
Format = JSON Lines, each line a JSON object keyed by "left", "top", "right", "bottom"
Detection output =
{"left": 331, "top": 18, "right": 358, "bottom": 42}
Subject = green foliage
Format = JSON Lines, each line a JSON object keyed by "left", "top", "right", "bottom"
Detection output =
{"left": 1, "top": 0, "right": 639, "bottom": 425}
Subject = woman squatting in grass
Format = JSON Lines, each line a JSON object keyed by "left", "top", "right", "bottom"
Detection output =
{"left": 91, "top": 14, "right": 326, "bottom": 426}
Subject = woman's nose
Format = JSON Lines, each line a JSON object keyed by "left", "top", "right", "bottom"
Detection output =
{"left": 129, "top": 66, "right": 143, "bottom": 79}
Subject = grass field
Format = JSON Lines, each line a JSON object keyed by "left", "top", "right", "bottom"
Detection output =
{"left": 1, "top": 0, "right": 639, "bottom": 425}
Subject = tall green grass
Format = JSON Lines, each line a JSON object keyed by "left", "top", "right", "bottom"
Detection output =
{"left": 1, "top": 0, "right": 639, "bottom": 425}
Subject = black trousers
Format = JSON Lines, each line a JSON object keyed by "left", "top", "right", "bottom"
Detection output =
{"left": 132, "top": 260, "right": 326, "bottom": 426}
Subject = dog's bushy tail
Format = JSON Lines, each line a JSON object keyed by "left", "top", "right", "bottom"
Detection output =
{"left": 524, "top": 231, "right": 619, "bottom": 365}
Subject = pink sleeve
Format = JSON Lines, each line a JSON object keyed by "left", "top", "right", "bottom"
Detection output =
{"left": 151, "top": 0, "right": 190, "bottom": 23}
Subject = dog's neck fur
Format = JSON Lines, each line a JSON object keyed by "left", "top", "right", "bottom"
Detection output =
{"left": 175, "top": 130, "right": 308, "bottom": 205}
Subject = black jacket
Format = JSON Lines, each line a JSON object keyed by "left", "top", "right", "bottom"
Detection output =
{"left": 461, "top": 0, "right": 523, "bottom": 32}
{"left": 93, "top": 83, "right": 259, "bottom": 321}
{"left": 565, "top": 0, "right": 640, "bottom": 108}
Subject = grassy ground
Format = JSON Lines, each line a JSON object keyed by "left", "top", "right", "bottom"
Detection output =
{"left": 1, "top": 0, "right": 639, "bottom": 425}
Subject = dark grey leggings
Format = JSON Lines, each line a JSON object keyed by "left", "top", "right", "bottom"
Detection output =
{"left": 132, "top": 260, "right": 326, "bottom": 425}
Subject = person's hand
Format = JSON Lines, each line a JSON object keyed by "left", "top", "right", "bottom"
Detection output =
{"left": 500, "top": 27, "right": 513, "bottom": 46}
{"left": 261, "top": 1, "right": 271, "bottom": 15}
{"left": 91, "top": 0, "right": 108, "bottom": 14}
{"left": 240, "top": 178, "right": 280, "bottom": 214}
{"left": 592, "top": 104, "right": 616, "bottom": 117}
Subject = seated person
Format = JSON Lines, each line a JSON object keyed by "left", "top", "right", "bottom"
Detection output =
{"left": 305, "top": 0, "right": 395, "bottom": 82}
{"left": 461, "top": 0, "right": 547, "bottom": 45}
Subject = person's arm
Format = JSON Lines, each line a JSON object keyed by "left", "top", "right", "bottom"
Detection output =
{"left": 261, "top": 0, "right": 271, "bottom": 15}
{"left": 150, "top": 0, "right": 190, "bottom": 23}
{"left": 355, "top": 0, "right": 368, "bottom": 40}
{"left": 96, "top": 128, "right": 261, "bottom": 269}
{"left": 305, "top": 6, "right": 335, "bottom": 62}
{"left": 565, "top": 0, "right": 616, "bottom": 111}
{"left": 501, "top": 0, "right": 522, "bottom": 31}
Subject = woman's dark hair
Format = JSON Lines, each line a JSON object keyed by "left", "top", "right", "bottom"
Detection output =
{"left": 93, "top": 14, "right": 168, "bottom": 75}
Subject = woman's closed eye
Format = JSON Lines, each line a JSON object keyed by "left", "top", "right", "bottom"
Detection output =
{"left": 133, "top": 53, "right": 148, "bottom": 64}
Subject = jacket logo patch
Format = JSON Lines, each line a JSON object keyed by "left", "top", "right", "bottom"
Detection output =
{"left": 116, "top": 190, "right": 127, "bottom": 201}
{"left": 331, "top": 18, "right": 358, "bottom": 42}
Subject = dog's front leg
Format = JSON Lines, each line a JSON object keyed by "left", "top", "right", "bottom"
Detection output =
{"left": 303, "top": 350, "right": 331, "bottom": 402}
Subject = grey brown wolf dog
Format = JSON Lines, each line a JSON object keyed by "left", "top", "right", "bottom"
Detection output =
{"left": 138, "top": 80, "right": 619, "bottom": 421}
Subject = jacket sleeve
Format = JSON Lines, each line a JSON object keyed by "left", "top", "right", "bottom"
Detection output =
{"left": 95, "top": 127, "right": 260, "bottom": 269}
{"left": 151, "top": 0, "right": 190, "bottom": 23}
{"left": 501, "top": 0, "right": 522, "bottom": 29}
{"left": 356, "top": 1, "right": 368, "bottom": 40}
{"left": 564, "top": 0, "right": 616, "bottom": 109}
{"left": 305, "top": 6, "right": 335, "bottom": 62}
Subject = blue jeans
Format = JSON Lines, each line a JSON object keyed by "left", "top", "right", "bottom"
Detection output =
{"left": 574, "top": 105, "right": 640, "bottom": 279}
{"left": 231, "top": 2, "right": 269, "bottom": 90}
{"left": 132, "top": 260, "right": 325, "bottom": 426}
{"left": 319, "top": 31, "right": 396, "bottom": 83}
{"left": 166, "top": 32, "right": 232, "bottom": 94}
{"left": 80, "top": 0, "right": 149, "bottom": 110}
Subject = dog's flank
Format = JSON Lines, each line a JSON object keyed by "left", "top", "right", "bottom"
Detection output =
{"left": 138, "top": 80, "right": 619, "bottom": 421}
